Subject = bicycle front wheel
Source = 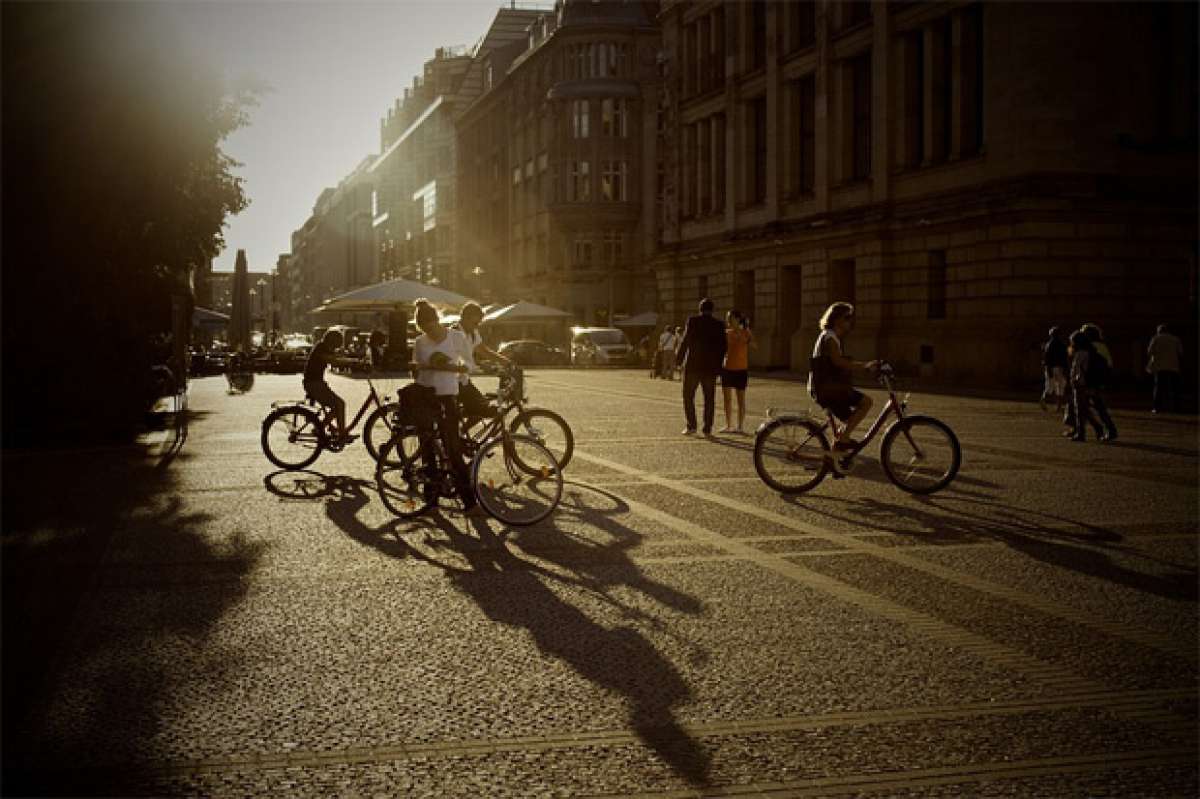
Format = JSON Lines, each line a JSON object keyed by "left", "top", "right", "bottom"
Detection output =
{"left": 376, "top": 433, "right": 436, "bottom": 518}
{"left": 753, "top": 417, "right": 829, "bottom": 494}
{"left": 471, "top": 434, "right": 563, "bottom": 526}
{"left": 364, "top": 402, "right": 405, "bottom": 465}
{"left": 509, "top": 408, "right": 574, "bottom": 471}
{"left": 880, "top": 415, "right": 961, "bottom": 494}
{"left": 262, "top": 406, "right": 324, "bottom": 470}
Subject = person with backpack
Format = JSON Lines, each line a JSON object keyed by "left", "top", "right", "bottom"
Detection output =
{"left": 1081, "top": 323, "right": 1117, "bottom": 441}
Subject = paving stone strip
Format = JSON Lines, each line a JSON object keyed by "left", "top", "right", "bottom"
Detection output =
{"left": 60, "top": 688, "right": 1198, "bottom": 780}
{"left": 577, "top": 748, "right": 1198, "bottom": 799}
{"left": 572, "top": 449, "right": 1197, "bottom": 664}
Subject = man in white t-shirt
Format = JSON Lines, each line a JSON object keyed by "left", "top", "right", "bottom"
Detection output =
{"left": 412, "top": 299, "right": 476, "bottom": 511}
{"left": 455, "top": 302, "right": 511, "bottom": 422}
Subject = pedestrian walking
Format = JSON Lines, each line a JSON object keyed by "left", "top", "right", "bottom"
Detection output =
{"left": 675, "top": 298, "right": 726, "bottom": 437}
{"left": 1081, "top": 323, "right": 1117, "bottom": 441}
{"left": 719, "top": 310, "right": 754, "bottom": 434}
{"left": 652, "top": 326, "right": 675, "bottom": 379}
{"left": 1147, "top": 323, "right": 1184, "bottom": 413}
{"left": 1067, "top": 329, "right": 1104, "bottom": 442}
{"left": 1040, "top": 326, "right": 1069, "bottom": 412}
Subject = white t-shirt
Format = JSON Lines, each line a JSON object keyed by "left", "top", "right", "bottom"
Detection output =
{"left": 414, "top": 328, "right": 469, "bottom": 396}
{"left": 659, "top": 331, "right": 675, "bottom": 351}
{"left": 457, "top": 326, "right": 483, "bottom": 385}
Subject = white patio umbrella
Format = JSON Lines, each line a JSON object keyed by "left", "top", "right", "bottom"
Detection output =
{"left": 483, "top": 301, "right": 572, "bottom": 323}
{"left": 312, "top": 278, "right": 475, "bottom": 314}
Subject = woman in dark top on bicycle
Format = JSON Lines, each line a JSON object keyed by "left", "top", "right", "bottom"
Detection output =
{"left": 808, "top": 302, "right": 878, "bottom": 474}
{"left": 303, "top": 329, "right": 350, "bottom": 444}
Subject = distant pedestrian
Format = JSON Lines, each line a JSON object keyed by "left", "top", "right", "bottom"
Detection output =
{"left": 1040, "top": 326, "right": 1069, "bottom": 413}
{"left": 675, "top": 298, "right": 726, "bottom": 437}
{"left": 719, "top": 310, "right": 754, "bottom": 434}
{"left": 367, "top": 330, "right": 387, "bottom": 371}
{"left": 653, "top": 326, "right": 675, "bottom": 379}
{"left": 1067, "top": 330, "right": 1104, "bottom": 442}
{"left": 1080, "top": 323, "right": 1117, "bottom": 441}
{"left": 1147, "top": 323, "right": 1184, "bottom": 413}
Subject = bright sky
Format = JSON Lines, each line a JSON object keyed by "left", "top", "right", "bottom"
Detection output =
{"left": 165, "top": 1, "right": 504, "bottom": 273}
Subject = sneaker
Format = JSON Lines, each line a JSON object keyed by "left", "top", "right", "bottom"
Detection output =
{"left": 681, "top": 428, "right": 696, "bottom": 436}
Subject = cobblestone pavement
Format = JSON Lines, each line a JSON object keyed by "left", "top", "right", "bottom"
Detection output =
{"left": 5, "top": 369, "right": 1197, "bottom": 797}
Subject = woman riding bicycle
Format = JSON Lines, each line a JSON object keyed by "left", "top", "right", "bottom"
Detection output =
{"left": 808, "top": 302, "right": 878, "bottom": 474}
{"left": 412, "top": 298, "right": 479, "bottom": 514}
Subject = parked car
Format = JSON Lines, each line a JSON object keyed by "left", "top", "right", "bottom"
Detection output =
{"left": 570, "top": 327, "right": 632, "bottom": 366}
{"left": 498, "top": 339, "right": 570, "bottom": 366}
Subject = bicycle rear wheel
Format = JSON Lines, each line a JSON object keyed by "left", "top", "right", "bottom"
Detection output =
{"left": 509, "top": 408, "right": 574, "bottom": 471}
{"left": 753, "top": 417, "right": 829, "bottom": 494}
{"left": 375, "top": 432, "right": 436, "bottom": 518}
{"left": 262, "top": 406, "right": 324, "bottom": 470}
{"left": 364, "top": 402, "right": 405, "bottom": 465}
{"left": 880, "top": 416, "right": 961, "bottom": 494}
{"left": 471, "top": 434, "right": 563, "bottom": 526}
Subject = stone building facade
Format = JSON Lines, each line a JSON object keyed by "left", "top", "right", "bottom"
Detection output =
{"left": 654, "top": 0, "right": 1197, "bottom": 385}
{"left": 456, "top": 0, "right": 663, "bottom": 325}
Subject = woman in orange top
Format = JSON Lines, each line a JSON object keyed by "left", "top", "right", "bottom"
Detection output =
{"left": 720, "top": 309, "right": 754, "bottom": 434}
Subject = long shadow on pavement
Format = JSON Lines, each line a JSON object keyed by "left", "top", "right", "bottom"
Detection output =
{"left": 3, "top": 415, "right": 265, "bottom": 796}
{"left": 273, "top": 470, "right": 714, "bottom": 787}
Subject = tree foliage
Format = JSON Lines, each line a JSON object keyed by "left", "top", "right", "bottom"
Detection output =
{"left": 2, "top": 2, "right": 259, "bottom": 444}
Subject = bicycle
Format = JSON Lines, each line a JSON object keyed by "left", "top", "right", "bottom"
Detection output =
{"left": 367, "top": 363, "right": 574, "bottom": 471}
{"left": 753, "top": 361, "right": 961, "bottom": 495}
{"left": 260, "top": 376, "right": 398, "bottom": 470}
{"left": 375, "top": 365, "right": 564, "bottom": 526}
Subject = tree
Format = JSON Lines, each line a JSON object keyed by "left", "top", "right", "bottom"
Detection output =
{"left": 2, "top": 2, "right": 259, "bottom": 444}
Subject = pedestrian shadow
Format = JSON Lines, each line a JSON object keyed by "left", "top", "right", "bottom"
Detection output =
{"left": 305, "top": 471, "right": 713, "bottom": 787}
{"left": 803, "top": 493, "right": 1196, "bottom": 602}
{"left": 1102, "top": 440, "right": 1199, "bottom": 458}
{"left": 3, "top": 443, "right": 264, "bottom": 795}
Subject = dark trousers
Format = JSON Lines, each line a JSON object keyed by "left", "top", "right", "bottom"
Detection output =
{"left": 1071, "top": 384, "right": 1103, "bottom": 439}
{"left": 1090, "top": 389, "right": 1117, "bottom": 436}
{"left": 423, "top": 396, "right": 475, "bottom": 508}
{"left": 682, "top": 370, "right": 717, "bottom": 433}
{"left": 1153, "top": 370, "right": 1179, "bottom": 412}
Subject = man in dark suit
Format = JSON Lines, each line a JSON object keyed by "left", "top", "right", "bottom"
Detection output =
{"left": 675, "top": 297, "right": 727, "bottom": 436}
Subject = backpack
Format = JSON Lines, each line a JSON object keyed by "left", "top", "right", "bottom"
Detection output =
{"left": 1086, "top": 350, "right": 1110, "bottom": 387}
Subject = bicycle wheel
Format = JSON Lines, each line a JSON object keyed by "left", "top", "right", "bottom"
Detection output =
{"left": 509, "top": 408, "right": 574, "bottom": 471}
{"left": 262, "top": 406, "right": 324, "bottom": 470}
{"left": 753, "top": 417, "right": 829, "bottom": 494}
{"left": 880, "top": 415, "right": 961, "bottom": 495}
{"left": 364, "top": 402, "right": 406, "bottom": 465}
{"left": 471, "top": 434, "right": 563, "bottom": 526}
{"left": 375, "top": 432, "right": 436, "bottom": 518}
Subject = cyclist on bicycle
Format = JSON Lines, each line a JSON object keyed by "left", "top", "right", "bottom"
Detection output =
{"left": 808, "top": 302, "right": 878, "bottom": 474}
{"left": 303, "top": 329, "right": 351, "bottom": 445}
{"left": 455, "top": 302, "right": 511, "bottom": 423}
{"left": 413, "top": 299, "right": 479, "bottom": 514}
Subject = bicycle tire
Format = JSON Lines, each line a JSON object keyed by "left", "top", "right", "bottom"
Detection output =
{"left": 471, "top": 434, "right": 563, "bottom": 526}
{"left": 753, "top": 417, "right": 830, "bottom": 494}
{"left": 509, "top": 408, "right": 574, "bottom": 471}
{"left": 375, "top": 433, "right": 437, "bottom": 518}
{"left": 879, "top": 415, "right": 961, "bottom": 495}
{"left": 364, "top": 402, "right": 405, "bottom": 465}
{"left": 262, "top": 406, "right": 324, "bottom": 470}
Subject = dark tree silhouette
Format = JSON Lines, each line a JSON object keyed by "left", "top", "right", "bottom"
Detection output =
{"left": 2, "top": 2, "right": 258, "bottom": 445}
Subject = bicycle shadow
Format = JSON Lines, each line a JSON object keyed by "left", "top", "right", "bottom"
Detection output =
{"left": 800, "top": 493, "right": 1196, "bottom": 602}
{"left": 291, "top": 469, "right": 713, "bottom": 787}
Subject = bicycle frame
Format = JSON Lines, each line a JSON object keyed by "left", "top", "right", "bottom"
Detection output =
{"left": 818, "top": 372, "right": 924, "bottom": 458}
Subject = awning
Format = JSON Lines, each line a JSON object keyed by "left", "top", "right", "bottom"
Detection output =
{"left": 483, "top": 301, "right": 573, "bottom": 324}
{"left": 614, "top": 311, "right": 658, "bottom": 328}
{"left": 312, "top": 278, "right": 475, "bottom": 314}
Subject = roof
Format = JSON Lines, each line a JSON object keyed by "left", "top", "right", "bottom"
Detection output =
{"left": 547, "top": 78, "right": 641, "bottom": 100}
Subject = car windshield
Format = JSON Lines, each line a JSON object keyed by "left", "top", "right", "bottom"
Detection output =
{"left": 587, "top": 330, "right": 627, "bottom": 346}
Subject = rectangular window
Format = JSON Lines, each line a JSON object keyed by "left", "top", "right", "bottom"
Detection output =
{"left": 844, "top": 0, "right": 871, "bottom": 29}
{"left": 570, "top": 161, "right": 591, "bottom": 201}
{"left": 601, "top": 98, "right": 627, "bottom": 137}
{"left": 697, "top": 274, "right": 709, "bottom": 300}
{"left": 750, "top": 96, "right": 767, "bottom": 203}
{"left": 698, "top": 120, "right": 711, "bottom": 213}
{"left": 796, "top": 75, "right": 816, "bottom": 195}
{"left": 712, "top": 8, "right": 726, "bottom": 89}
{"left": 960, "top": 4, "right": 985, "bottom": 156}
{"left": 927, "top": 250, "right": 947, "bottom": 319}
{"left": 901, "top": 31, "right": 925, "bottom": 168}
{"left": 750, "top": 1, "right": 767, "bottom": 70}
{"left": 789, "top": 1, "right": 816, "bottom": 52}
{"left": 573, "top": 235, "right": 593, "bottom": 266}
{"left": 600, "top": 160, "right": 627, "bottom": 201}
{"left": 571, "top": 100, "right": 589, "bottom": 138}
{"left": 602, "top": 230, "right": 623, "bottom": 265}
{"left": 852, "top": 53, "right": 872, "bottom": 180}
{"left": 831, "top": 259, "right": 856, "bottom": 304}
{"left": 713, "top": 113, "right": 727, "bottom": 212}
{"left": 697, "top": 15, "right": 712, "bottom": 93}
